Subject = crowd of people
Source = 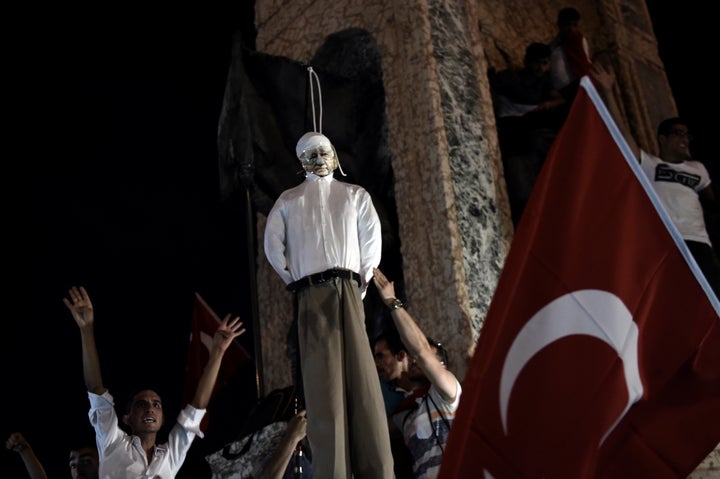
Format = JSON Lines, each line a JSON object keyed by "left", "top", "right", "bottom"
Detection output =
{"left": 13, "top": 5, "right": 717, "bottom": 479}
{"left": 487, "top": 6, "right": 718, "bottom": 299}
{"left": 489, "top": 6, "right": 593, "bottom": 225}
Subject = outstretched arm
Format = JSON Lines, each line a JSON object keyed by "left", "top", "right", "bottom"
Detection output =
{"left": 258, "top": 410, "right": 308, "bottom": 479}
{"left": 372, "top": 268, "right": 458, "bottom": 402}
{"left": 63, "top": 286, "right": 105, "bottom": 395}
{"left": 191, "top": 314, "right": 246, "bottom": 409}
{"left": 6, "top": 432, "right": 48, "bottom": 479}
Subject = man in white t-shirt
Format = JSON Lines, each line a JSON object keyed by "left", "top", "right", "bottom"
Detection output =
{"left": 593, "top": 62, "right": 719, "bottom": 297}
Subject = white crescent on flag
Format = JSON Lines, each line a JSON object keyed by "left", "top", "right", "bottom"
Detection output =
{"left": 499, "top": 289, "right": 643, "bottom": 444}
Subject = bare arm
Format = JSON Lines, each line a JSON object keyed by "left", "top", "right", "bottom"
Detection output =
{"left": 63, "top": 286, "right": 105, "bottom": 395}
{"left": 372, "top": 268, "right": 458, "bottom": 402}
{"left": 591, "top": 62, "right": 640, "bottom": 160}
{"left": 258, "top": 410, "right": 307, "bottom": 479}
{"left": 535, "top": 88, "right": 566, "bottom": 112}
{"left": 699, "top": 185, "right": 719, "bottom": 227}
{"left": 699, "top": 185, "right": 716, "bottom": 203}
{"left": 6, "top": 433, "right": 48, "bottom": 479}
{"left": 191, "top": 314, "right": 246, "bottom": 409}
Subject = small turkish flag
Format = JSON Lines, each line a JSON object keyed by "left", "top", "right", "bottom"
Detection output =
{"left": 183, "top": 292, "right": 251, "bottom": 431}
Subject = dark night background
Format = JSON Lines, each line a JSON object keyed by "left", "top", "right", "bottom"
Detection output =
{"left": 10, "top": 2, "right": 714, "bottom": 478}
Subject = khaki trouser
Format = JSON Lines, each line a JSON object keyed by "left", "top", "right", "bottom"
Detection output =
{"left": 297, "top": 277, "right": 395, "bottom": 479}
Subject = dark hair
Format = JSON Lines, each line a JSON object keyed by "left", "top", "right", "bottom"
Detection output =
{"left": 657, "top": 117, "right": 688, "bottom": 137}
{"left": 524, "top": 42, "right": 551, "bottom": 65}
{"left": 68, "top": 445, "right": 98, "bottom": 460}
{"left": 123, "top": 388, "right": 163, "bottom": 415}
{"left": 374, "top": 326, "right": 406, "bottom": 355}
{"left": 68, "top": 430, "right": 98, "bottom": 455}
{"left": 426, "top": 336, "right": 449, "bottom": 368}
{"left": 557, "top": 7, "right": 581, "bottom": 26}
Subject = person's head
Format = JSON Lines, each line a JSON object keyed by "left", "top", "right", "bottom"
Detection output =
{"left": 296, "top": 131, "right": 339, "bottom": 176}
{"left": 557, "top": 7, "right": 581, "bottom": 32}
{"left": 657, "top": 117, "right": 692, "bottom": 162}
{"left": 524, "top": 42, "right": 552, "bottom": 76}
{"left": 68, "top": 446, "right": 99, "bottom": 479}
{"left": 122, "top": 389, "right": 164, "bottom": 435}
{"left": 374, "top": 329, "right": 409, "bottom": 382}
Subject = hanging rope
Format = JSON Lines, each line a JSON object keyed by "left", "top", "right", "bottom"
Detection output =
{"left": 307, "top": 67, "right": 323, "bottom": 133}
{"left": 306, "top": 66, "right": 345, "bottom": 175}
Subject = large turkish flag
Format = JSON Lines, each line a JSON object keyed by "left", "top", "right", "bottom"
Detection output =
{"left": 439, "top": 77, "right": 720, "bottom": 479}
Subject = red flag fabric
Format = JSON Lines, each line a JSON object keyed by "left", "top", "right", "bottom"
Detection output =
{"left": 438, "top": 77, "right": 720, "bottom": 479}
{"left": 183, "top": 292, "right": 251, "bottom": 430}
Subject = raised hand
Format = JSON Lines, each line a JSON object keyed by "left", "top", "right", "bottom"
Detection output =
{"left": 192, "top": 313, "right": 247, "bottom": 409}
{"left": 6, "top": 432, "right": 47, "bottom": 479}
{"left": 590, "top": 61, "right": 614, "bottom": 93}
{"left": 213, "top": 314, "right": 246, "bottom": 355}
{"left": 372, "top": 267, "right": 396, "bottom": 301}
{"left": 286, "top": 409, "right": 308, "bottom": 444}
{"left": 63, "top": 286, "right": 94, "bottom": 328}
{"left": 6, "top": 432, "right": 30, "bottom": 453}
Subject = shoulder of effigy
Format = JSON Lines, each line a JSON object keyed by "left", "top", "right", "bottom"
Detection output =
{"left": 332, "top": 180, "right": 370, "bottom": 195}
{"left": 276, "top": 182, "right": 312, "bottom": 201}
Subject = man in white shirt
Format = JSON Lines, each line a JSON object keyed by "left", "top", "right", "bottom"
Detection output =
{"left": 64, "top": 286, "right": 245, "bottom": 479}
{"left": 264, "top": 131, "right": 394, "bottom": 478}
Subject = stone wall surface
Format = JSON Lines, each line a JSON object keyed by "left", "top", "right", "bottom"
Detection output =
{"left": 250, "top": 1, "right": 719, "bottom": 474}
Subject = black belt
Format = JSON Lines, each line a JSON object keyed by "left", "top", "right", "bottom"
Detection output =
{"left": 287, "top": 268, "right": 361, "bottom": 292}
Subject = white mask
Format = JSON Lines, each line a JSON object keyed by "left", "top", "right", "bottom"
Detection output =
{"left": 296, "top": 132, "right": 338, "bottom": 176}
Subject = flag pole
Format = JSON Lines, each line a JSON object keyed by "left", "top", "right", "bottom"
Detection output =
{"left": 245, "top": 184, "right": 265, "bottom": 400}
{"left": 231, "top": 137, "right": 264, "bottom": 401}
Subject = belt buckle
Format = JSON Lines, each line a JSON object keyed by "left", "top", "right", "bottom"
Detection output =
{"left": 310, "top": 268, "right": 340, "bottom": 284}
{"left": 313, "top": 270, "right": 328, "bottom": 285}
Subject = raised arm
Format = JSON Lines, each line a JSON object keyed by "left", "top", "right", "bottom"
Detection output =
{"left": 372, "top": 268, "right": 458, "bottom": 402}
{"left": 591, "top": 62, "right": 640, "bottom": 160}
{"left": 191, "top": 314, "right": 246, "bottom": 409}
{"left": 63, "top": 286, "right": 105, "bottom": 395}
{"left": 6, "top": 432, "right": 48, "bottom": 479}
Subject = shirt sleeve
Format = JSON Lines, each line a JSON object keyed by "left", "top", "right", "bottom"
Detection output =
{"left": 88, "top": 390, "right": 126, "bottom": 453}
{"left": 176, "top": 404, "right": 206, "bottom": 438}
{"left": 694, "top": 162, "right": 711, "bottom": 192}
{"left": 165, "top": 405, "right": 207, "bottom": 474}
{"left": 429, "top": 376, "right": 463, "bottom": 412}
{"left": 264, "top": 198, "right": 293, "bottom": 285}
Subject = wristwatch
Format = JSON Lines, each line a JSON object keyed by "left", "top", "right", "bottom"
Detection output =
{"left": 388, "top": 298, "right": 404, "bottom": 311}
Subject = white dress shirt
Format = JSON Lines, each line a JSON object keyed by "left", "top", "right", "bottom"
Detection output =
{"left": 88, "top": 390, "right": 205, "bottom": 479}
{"left": 264, "top": 172, "right": 382, "bottom": 297}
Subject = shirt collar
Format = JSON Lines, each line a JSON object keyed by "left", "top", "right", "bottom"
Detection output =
{"left": 130, "top": 436, "right": 167, "bottom": 455}
{"left": 305, "top": 172, "right": 334, "bottom": 182}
